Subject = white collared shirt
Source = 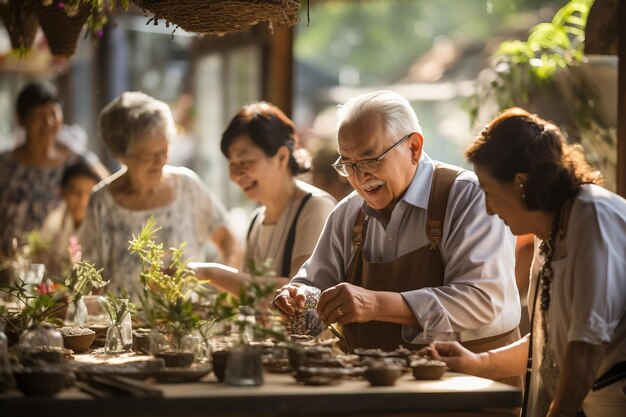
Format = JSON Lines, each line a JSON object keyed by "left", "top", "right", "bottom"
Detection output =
{"left": 292, "top": 152, "right": 520, "bottom": 343}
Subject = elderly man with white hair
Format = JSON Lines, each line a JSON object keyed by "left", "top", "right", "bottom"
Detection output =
{"left": 274, "top": 91, "right": 521, "bottom": 371}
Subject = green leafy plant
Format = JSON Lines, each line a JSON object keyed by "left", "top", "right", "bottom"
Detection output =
{"left": 466, "top": 0, "right": 616, "bottom": 189}
{"left": 64, "top": 259, "right": 109, "bottom": 304}
{"left": 0, "top": 279, "right": 65, "bottom": 337}
{"left": 214, "top": 258, "right": 287, "bottom": 344}
{"left": 101, "top": 291, "right": 135, "bottom": 325}
{"left": 467, "top": 0, "right": 593, "bottom": 124}
{"left": 129, "top": 216, "right": 214, "bottom": 350}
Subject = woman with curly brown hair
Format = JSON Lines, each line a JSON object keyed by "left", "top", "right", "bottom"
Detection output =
{"left": 420, "top": 108, "right": 626, "bottom": 417}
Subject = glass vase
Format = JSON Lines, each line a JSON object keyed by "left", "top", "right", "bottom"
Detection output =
{"left": 104, "top": 313, "right": 132, "bottom": 353}
{"left": 150, "top": 329, "right": 196, "bottom": 368}
{"left": 224, "top": 343, "right": 263, "bottom": 387}
{"left": 0, "top": 321, "right": 13, "bottom": 393}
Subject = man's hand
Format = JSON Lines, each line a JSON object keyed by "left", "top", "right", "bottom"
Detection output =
{"left": 317, "top": 282, "right": 379, "bottom": 325}
{"left": 272, "top": 284, "right": 308, "bottom": 316}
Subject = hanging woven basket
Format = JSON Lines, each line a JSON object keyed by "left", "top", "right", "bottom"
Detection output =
{"left": 132, "top": 0, "right": 301, "bottom": 35}
{"left": 0, "top": 0, "right": 39, "bottom": 51}
{"left": 35, "top": 0, "right": 90, "bottom": 57}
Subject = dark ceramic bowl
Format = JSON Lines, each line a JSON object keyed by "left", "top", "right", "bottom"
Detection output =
{"left": 410, "top": 358, "right": 447, "bottom": 380}
{"left": 363, "top": 365, "right": 403, "bottom": 386}
{"left": 14, "top": 368, "right": 70, "bottom": 396}
{"left": 154, "top": 351, "right": 195, "bottom": 368}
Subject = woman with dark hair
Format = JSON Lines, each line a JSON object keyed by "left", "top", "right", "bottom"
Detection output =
{"left": 190, "top": 102, "right": 336, "bottom": 295}
{"left": 0, "top": 80, "right": 102, "bottom": 257}
{"left": 421, "top": 108, "right": 626, "bottom": 417}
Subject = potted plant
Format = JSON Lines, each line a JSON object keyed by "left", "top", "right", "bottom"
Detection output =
{"left": 467, "top": 0, "right": 616, "bottom": 189}
{"left": 129, "top": 216, "right": 215, "bottom": 367}
{"left": 212, "top": 259, "right": 288, "bottom": 386}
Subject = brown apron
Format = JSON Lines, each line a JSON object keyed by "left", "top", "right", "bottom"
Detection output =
{"left": 342, "top": 164, "right": 520, "bottom": 358}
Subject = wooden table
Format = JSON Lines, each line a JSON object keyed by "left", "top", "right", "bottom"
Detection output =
{"left": 0, "top": 370, "right": 521, "bottom": 417}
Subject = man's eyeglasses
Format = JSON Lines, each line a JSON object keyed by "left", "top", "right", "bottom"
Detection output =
{"left": 332, "top": 134, "right": 411, "bottom": 177}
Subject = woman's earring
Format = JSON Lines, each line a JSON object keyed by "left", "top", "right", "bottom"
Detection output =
{"left": 519, "top": 183, "right": 526, "bottom": 200}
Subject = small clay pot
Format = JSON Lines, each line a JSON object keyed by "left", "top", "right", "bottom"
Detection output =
{"left": 363, "top": 365, "right": 403, "bottom": 386}
{"left": 132, "top": 329, "right": 152, "bottom": 355}
{"left": 211, "top": 350, "right": 230, "bottom": 382}
{"left": 411, "top": 358, "right": 446, "bottom": 380}
{"left": 154, "top": 351, "right": 194, "bottom": 368}
{"left": 61, "top": 327, "right": 96, "bottom": 353}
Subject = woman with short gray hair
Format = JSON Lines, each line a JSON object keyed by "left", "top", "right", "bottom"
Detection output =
{"left": 79, "top": 91, "right": 240, "bottom": 298}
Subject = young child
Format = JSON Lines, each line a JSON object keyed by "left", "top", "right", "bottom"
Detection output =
{"left": 40, "top": 161, "right": 103, "bottom": 277}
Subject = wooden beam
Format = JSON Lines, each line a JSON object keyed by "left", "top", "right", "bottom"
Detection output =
{"left": 618, "top": 0, "right": 626, "bottom": 197}
{"left": 266, "top": 26, "right": 294, "bottom": 117}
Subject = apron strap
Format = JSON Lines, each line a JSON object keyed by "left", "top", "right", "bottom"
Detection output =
{"left": 351, "top": 209, "right": 368, "bottom": 248}
{"left": 426, "top": 163, "right": 464, "bottom": 248}
{"left": 281, "top": 193, "right": 313, "bottom": 277}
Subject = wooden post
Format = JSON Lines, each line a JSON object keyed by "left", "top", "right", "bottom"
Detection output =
{"left": 618, "top": 0, "right": 626, "bottom": 197}
{"left": 266, "top": 26, "right": 294, "bottom": 117}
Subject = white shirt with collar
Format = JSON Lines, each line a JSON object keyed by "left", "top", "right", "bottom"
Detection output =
{"left": 292, "top": 152, "right": 520, "bottom": 344}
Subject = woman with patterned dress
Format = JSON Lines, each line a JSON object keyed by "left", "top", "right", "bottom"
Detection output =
{"left": 0, "top": 81, "right": 98, "bottom": 258}
{"left": 79, "top": 92, "right": 241, "bottom": 299}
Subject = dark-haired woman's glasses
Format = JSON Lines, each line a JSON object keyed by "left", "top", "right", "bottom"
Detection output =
{"left": 332, "top": 134, "right": 411, "bottom": 177}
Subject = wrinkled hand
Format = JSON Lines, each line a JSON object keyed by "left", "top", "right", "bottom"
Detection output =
{"left": 317, "top": 282, "right": 378, "bottom": 325}
{"left": 272, "top": 284, "right": 307, "bottom": 317}
{"left": 417, "top": 341, "right": 483, "bottom": 375}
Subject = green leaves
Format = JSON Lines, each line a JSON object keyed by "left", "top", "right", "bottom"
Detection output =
{"left": 129, "top": 216, "right": 208, "bottom": 345}
{"left": 469, "top": 0, "right": 593, "bottom": 125}
{"left": 101, "top": 291, "right": 135, "bottom": 324}
{"left": 64, "top": 259, "right": 108, "bottom": 303}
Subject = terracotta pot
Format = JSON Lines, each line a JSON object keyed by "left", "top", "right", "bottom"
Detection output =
{"left": 62, "top": 332, "right": 95, "bottom": 353}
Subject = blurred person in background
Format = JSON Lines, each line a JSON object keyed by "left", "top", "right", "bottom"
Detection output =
{"left": 0, "top": 80, "right": 104, "bottom": 258}
{"left": 422, "top": 108, "right": 626, "bottom": 417}
{"left": 190, "top": 102, "right": 336, "bottom": 296}
{"left": 310, "top": 139, "right": 354, "bottom": 202}
{"left": 40, "top": 161, "right": 103, "bottom": 277}
{"left": 79, "top": 91, "right": 240, "bottom": 299}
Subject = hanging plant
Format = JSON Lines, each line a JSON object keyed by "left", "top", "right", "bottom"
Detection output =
{"left": 0, "top": 0, "right": 39, "bottom": 53}
{"left": 466, "top": 0, "right": 616, "bottom": 189}
{"left": 131, "top": 0, "right": 300, "bottom": 36}
{"left": 33, "top": 0, "right": 129, "bottom": 57}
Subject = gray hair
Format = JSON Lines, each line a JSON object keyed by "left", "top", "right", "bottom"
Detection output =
{"left": 336, "top": 90, "right": 422, "bottom": 141}
{"left": 99, "top": 91, "right": 176, "bottom": 157}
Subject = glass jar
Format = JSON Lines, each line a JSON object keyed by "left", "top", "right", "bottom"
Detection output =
{"left": 150, "top": 328, "right": 196, "bottom": 368}
{"left": 0, "top": 321, "right": 13, "bottom": 393}
{"left": 19, "top": 323, "right": 63, "bottom": 350}
{"left": 224, "top": 343, "right": 263, "bottom": 386}
{"left": 104, "top": 312, "right": 132, "bottom": 353}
